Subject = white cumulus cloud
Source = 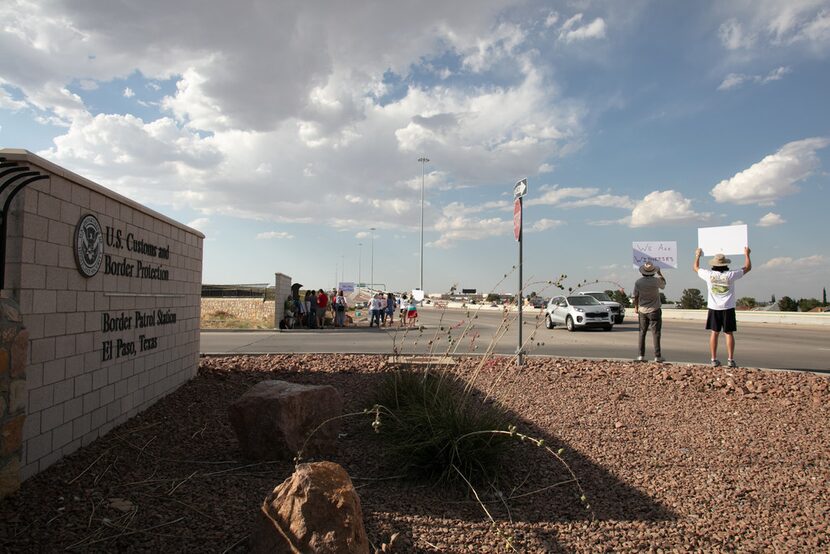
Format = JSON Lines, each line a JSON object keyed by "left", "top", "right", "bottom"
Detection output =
{"left": 710, "top": 137, "right": 830, "bottom": 205}
{"left": 718, "top": 66, "right": 791, "bottom": 90}
{"left": 629, "top": 190, "right": 710, "bottom": 228}
{"left": 529, "top": 218, "right": 565, "bottom": 232}
{"left": 256, "top": 231, "right": 294, "bottom": 240}
{"left": 757, "top": 212, "right": 786, "bottom": 226}
{"left": 762, "top": 254, "right": 826, "bottom": 269}
{"left": 559, "top": 14, "right": 607, "bottom": 43}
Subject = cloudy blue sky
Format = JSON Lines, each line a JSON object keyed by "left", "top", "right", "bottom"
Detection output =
{"left": 1, "top": 0, "right": 829, "bottom": 300}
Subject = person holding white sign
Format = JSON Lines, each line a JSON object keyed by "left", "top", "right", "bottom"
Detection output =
{"left": 693, "top": 247, "right": 752, "bottom": 368}
{"left": 632, "top": 261, "right": 666, "bottom": 363}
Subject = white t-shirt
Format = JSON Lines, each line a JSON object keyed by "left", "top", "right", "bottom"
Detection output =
{"left": 697, "top": 268, "right": 745, "bottom": 310}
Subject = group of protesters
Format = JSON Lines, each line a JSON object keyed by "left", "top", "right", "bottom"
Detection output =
{"left": 281, "top": 288, "right": 420, "bottom": 330}
{"left": 368, "top": 292, "right": 420, "bottom": 328}
{"left": 282, "top": 288, "right": 348, "bottom": 330}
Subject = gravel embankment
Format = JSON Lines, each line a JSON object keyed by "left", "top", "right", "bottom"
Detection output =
{"left": 1, "top": 354, "right": 827, "bottom": 552}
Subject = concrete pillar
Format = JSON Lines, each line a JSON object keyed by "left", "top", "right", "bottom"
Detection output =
{"left": 274, "top": 273, "right": 292, "bottom": 327}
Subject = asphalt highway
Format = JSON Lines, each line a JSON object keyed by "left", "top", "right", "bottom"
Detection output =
{"left": 201, "top": 308, "right": 830, "bottom": 372}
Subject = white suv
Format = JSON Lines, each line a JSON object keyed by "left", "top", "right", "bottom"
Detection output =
{"left": 545, "top": 295, "right": 613, "bottom": 332}
{"left": 577, "top": 291, "right": 625, "bottom": 324}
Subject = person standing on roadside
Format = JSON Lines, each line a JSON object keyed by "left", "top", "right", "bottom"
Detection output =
{"left": 369, "top": 293, "right": 383, "bottom": 327}
{"left": 694, "top": 247, "right": 752, "bottom": 368}
{"left": 398, "top": 293, "right": 408, "bottom": 325}
{"left": 333, "top": 290, "right": 348, "bottom": 328}
{"left": 632, "top": 261, "right": 667, "bottom": 363}
{"left": 316, "top": 289, "right": 329, "bottom": 329}
{"left": 304, "top": 290, "right": 316, "bottom": 329}
{"left": 385, "top": 292, "right": 396, "bottom": 327}
{"left": 406, "top": 295, "right": 419, "bottom": 327}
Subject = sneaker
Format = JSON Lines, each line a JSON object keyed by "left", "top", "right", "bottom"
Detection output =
{"left": 727, "top": 359, "right": 737, "bottom": 368}
{"left": 654, "top": 357, "right": 665, "bottom": 363}
{"left": 711, "top": 359, "right": 721, "bottom": 368}
{"left": 635, "top": 355, "right": 645, "bottom": 362}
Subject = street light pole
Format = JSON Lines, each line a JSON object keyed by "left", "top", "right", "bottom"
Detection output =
{"left": 369, "top": 227, "right": 376, "bottom": 291}
{"left": 358, "top": 243, "right": 362, "bottom": 286}
{"left": 418, "top": 155, "right": 429, "bottom": 293}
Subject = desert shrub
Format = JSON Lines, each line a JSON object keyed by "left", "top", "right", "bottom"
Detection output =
{"left": 374, "top": 370, "right": 509, "bottom": 488}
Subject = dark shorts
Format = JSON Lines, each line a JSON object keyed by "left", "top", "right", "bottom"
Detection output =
{"left": 706, "top": 308, "right": 737, "bottom": 333}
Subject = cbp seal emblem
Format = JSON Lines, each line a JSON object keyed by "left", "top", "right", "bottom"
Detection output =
{"left": 74, "top": 214, "right": 103, "bottom": 277}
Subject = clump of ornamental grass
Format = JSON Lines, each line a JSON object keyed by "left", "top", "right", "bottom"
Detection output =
{"left": 373, "top": 370, "right": 510, "bottom": 488}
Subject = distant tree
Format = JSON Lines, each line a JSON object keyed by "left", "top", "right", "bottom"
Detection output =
{"left": 611, "top": 289, "right": 631, "bottom": 307}
{"left": 798, "top": 298, "right": 822, "bottom": 312}
{"left": 485, "top": 293, "right": 501, "bottom": 302}
{"left": 778, "top": 296, "right": 798, "bottom": 312}
{"left": 736, "top": 297, "right": 757, "bottom": 309}
{"left": 823, "top": 287, "right": 827, "bottom": 306}
{"left": 659, "top": 292, "right": 669, "bottom": 305}
{"left": 680, "top": 288, "right": 705, "bottom": 309}
{"left": 771, "top": 294, "right": 776, "bottom": 303}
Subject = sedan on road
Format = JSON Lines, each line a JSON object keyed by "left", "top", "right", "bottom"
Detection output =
{"left": 545, "top": 295, "right": 613, "bottom": 332}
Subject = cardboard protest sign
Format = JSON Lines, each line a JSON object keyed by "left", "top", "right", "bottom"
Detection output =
{"left": 697, "top": 224, "right": 748, "bottom": 256}
{"left": 632, "top": 241, "right": 677, "bottom": 269}
{"left": 338, "top": 282, "right": 355, "bottom": 293}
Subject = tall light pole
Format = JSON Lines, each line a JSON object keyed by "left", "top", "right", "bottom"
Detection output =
{"left": 369, "top": 227, "right": 376, "bottom": 291}
{"left": 417, "top": 155, "right": 429, "bottom": 293}
{"left": 357, "top": 242, "right": 362, "bottom": 286}
{"left": 340, "top": 254, "right": 345, "bottom": 286}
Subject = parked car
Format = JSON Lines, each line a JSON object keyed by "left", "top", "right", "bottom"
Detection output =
{"left": 577, "top": 291, "right": 625, "bottom": 324}
{"left": 545, "top": 295, "right": 613, "bottom": 331}
{"left": 529, "top": 297, "right": 547, "bottom": 309}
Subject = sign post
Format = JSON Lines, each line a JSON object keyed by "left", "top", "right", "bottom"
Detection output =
{"left": 513, "top": 178, "right": 527, "bottom": 366}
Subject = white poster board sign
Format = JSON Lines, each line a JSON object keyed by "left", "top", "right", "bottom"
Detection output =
{"left": 338, "top": 282, "right": 355, "bottom": 293}
{"left": 632, "top": 241, "right": 678, "bottom": 269}
{"left": 697, "top": 224, "right": 748, "bottom": 256}
{"left": 411, "top": 289, "right": 425, "bottom": 301}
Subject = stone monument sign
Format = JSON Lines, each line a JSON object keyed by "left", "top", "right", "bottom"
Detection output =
{"left": 0, "top": 149, "right": 202, "bottom": 491}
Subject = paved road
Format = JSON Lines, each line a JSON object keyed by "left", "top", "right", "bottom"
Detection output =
{"left": 201, "top": 308, "right": 830, "bottom": 372}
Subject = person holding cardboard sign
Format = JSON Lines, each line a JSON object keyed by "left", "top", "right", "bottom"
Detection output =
{"left": 693, "top": 247, "right": 752, "bottom": 368}
{"left": 632, "top": 261, "right": 667, "bottom": 363}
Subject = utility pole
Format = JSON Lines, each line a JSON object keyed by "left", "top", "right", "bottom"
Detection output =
{"left": 370, "top": 227, "right": 376, "bottom": 291}
{"left": 418, "top": 155, "right": 429, "bottom": 293}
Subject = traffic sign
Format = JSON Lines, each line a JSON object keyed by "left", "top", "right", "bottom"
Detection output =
{"left": 513, "top": 178, "right": 527, "bottom": 198}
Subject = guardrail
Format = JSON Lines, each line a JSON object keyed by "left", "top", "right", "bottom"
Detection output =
{"left": 655, "top": 308, "right": 830, "bottom": 326}
{"left": 422, "top": 302, "right": 830, "bottom": 326}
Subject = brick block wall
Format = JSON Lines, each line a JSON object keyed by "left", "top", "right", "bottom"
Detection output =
{"left": 0, "top": 298, "right": 27, "bottom": 499}
{"left": 0, "top": 149, "right": 203, "bottom": 480}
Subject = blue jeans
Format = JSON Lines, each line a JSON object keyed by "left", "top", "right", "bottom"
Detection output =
{"left": 370, "top": 309, "right": 381, "bottom": 327}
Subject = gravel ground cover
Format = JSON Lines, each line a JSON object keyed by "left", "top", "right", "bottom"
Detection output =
{"left": 1, "top": 354, "right": 828, "bottom": 552}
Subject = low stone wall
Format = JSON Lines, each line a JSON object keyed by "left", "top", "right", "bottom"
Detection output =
{"left": 201, "top": 298, "right": 275, "bottom": 325}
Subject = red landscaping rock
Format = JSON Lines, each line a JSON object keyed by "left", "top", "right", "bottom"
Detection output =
{"left": 251, "top": 461, "right": 369, "bottom": 554}
{"left": 228, "top": 380, "right": 343, "bottom": 460}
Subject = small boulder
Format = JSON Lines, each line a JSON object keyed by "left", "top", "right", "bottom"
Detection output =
{"left": 251, "top": 461, "right": 369, "bottom": 553}
{"left": 228, "top": 380, "right": 343, "bottom": 460}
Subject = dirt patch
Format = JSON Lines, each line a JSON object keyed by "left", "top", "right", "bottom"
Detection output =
{"left": 1, "top": 355, "right": 827, "bottom": 552}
